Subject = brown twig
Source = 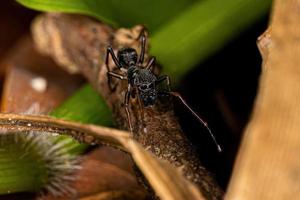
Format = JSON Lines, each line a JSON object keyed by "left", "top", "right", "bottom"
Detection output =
{"left": 31, "top": 13, "right": 223, "bottom": 199}
{"left": 0, "top": 113, "right": 129, "bottom": 151}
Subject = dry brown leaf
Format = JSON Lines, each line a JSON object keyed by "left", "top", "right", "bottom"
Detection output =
{"left": 0, "top": 35, "right": 83, "bottom": 113}
{"left": 80, "top": 190, "right": 145, "bottom": 200}
{"left": 257, "top": 28, "right": 272, "bottom": 69}
{"left": 72, "top": 148, "right": 143, "bottom": 198}
{"left": 227, "top": 0, "right": 300, "bottom": 199}
{"left": 41, "top": 147, "right": 146, "bottom": 200}
{"left": 90, "top": 146, "right": 134, "bottom": 174}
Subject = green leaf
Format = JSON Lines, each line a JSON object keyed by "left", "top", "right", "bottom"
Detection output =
{"left": 51, "top": 84, "right": 112, "bottom": 126}
{"left": 16, "top": 0, "right": 196, "bottom": 32}
{"left": 17, "top": 0, "right": 271, "bottom": 81}
{"left": 151, "top": 0, "right": 272, "bottom": 80}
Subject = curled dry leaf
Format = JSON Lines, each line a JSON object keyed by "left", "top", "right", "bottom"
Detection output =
{"left": 0, "top": 113, "right": 204, "bottom": 200}
{"left": 257, "top": 28, "right": 272, "bottom": 69}
{"left": 227, "top": 0, "right": 300, "bottom": 200}
{"left": 73, "top": 148, "right": 144, "bottom": 199}
{"left": 31, "top": 13, "right": 222, "bottom": 200}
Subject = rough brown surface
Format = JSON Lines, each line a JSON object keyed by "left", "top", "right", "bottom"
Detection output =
{"left": 227, "top": 0, "right": 300, "bottom": 199}
{"left": 32, "top": 13, "right": 223, "bottom": 200}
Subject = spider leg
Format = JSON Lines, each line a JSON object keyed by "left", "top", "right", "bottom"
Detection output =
{"left": 135, "top": 87, "right": 146, "bottom": 127}
{"left": 145, "top": 57, "right": 156, "bottom": 72}
{"left": 124, "top": 85, "right": 133, "bottom": 133}
{"left": 106, "top": 46, "right": 122, "bottom": 91}
{"left": 138, "top": 29, "right": 146, "bottom": 64}
{"left": 106, "top": 72, "right": 127, "bottom": 91}
{"left": 169, "top": 91, "right": 221, "bottom": 152}
{"left": 107, "top": 72, "right": 127, "bottom": 80}
{"left": 106, "top": 45, "right": 121, "bottom": 69}
{"left": 157, "top": 75, "right": 222, "bottom": 152}
{"left": 156, "top": 75, "right": 171, "bottom": 91}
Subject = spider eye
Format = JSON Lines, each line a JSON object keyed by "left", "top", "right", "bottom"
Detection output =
{"left": 149, "top": 83, "right": 155, "bottom": 88}
{"left": 139, "top": 85, "right": 147, "bottom": 90}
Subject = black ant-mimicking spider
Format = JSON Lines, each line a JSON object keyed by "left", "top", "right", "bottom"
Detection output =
{"left": 105, "top": 29, "right": 222, "bottom": 152}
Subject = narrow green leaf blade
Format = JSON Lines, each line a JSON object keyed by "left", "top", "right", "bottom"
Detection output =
{"left": 151, "top": 0, "right": 272, "bottom": 80}
{"left": 51, "top": 84, "right": 112, "bottom": 126}
{"left": 50, "top": 84, "right": 113, "bottom": 154}
{"left": 16, "top": 0, "right": 196, "bottom": 31}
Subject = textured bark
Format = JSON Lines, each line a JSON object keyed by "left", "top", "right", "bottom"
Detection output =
{"left": 32, "top": 13, "right": 223, "bottom": 200}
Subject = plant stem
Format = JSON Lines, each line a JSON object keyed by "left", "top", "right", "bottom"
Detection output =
{"left": 0, "top": 113, "right": 129, "bottom": 150}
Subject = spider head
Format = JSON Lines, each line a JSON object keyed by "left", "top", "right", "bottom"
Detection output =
{"left": 138, "top": 82, "right": 157, "bottom": 107}
{"left": 118, "top": 47, "right": 138, "bottom": 68}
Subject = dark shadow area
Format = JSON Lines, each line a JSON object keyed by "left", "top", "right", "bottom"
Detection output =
{"left": 175, "top": 15, "right": 269, "bottom": 189}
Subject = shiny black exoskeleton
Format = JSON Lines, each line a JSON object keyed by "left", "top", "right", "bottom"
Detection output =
{"left": 105, "top": 29, "right": 222, "bottom": 152}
